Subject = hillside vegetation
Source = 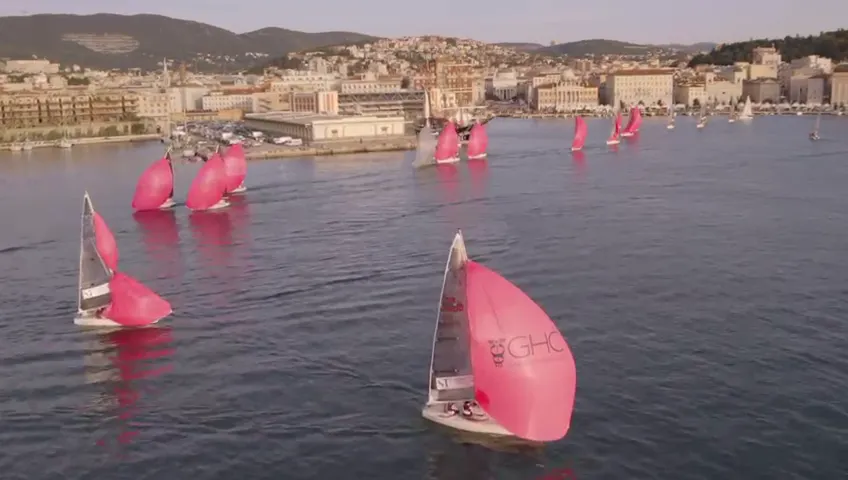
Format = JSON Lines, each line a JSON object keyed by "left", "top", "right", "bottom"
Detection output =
{"left": 689, "top": 29, "right": 848, "bottom": 67}
{"left": 0, "top": 14, "right": 378, "bottom": 71}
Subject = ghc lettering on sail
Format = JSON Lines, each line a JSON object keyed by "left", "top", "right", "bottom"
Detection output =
{"left": 488, "top": 331, "right": 564, "bottom": 367}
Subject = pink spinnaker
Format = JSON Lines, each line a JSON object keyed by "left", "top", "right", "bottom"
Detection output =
{"left": 131, "top": 156, "right": 174, "bottom": 212}
{"left": 434, "top": 122, "right": 459, "bottom": 163}
{"left": 93, "top": 211, "right": 119, "bottom": 271}
{"left": 222, "top": 144, "right": 247, "bottom": 193}
{"left": 571, "top": 117, "right": 587, "bottom": 151}
{"left": 103, "top": 271, "right": 173, "bottom": 327}
{"left": 465, "top": 260, "right": 577, "bottom": 442}
{"left": 466, "top": 122, "right": 488, "bottom": 159}
{"left": 622, "top": 107, "right": 642, "bottom": 135}
{"left": 186, "top": 153, "right": 227, "bottom": 211}
{"left": 608, "top": 113, "right": 622, "bottom": 143}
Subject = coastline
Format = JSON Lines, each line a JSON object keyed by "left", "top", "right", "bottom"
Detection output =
{"left": 244, "top": 137, "right": 416, "bottom": 160}
{"left": 0, "top": 134, "right": 161, "bottom": 151}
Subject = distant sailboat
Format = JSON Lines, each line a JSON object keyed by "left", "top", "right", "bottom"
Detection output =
{"left": 728, "top": 98, "right": 737, "bottom": 123}
{"left": 186, "top": 153, "right": 229, "bottom": 211}
{"left": 571, "top": 116, "right": 587, "bottom": 151}
{"left": 696, "top": 103, "right": 708, "bottom": 129}
{"left": 466, "top": 122, "right": 488, "bottom": 159}
{"left": 621, "top": 107, "right": 642, "bottom": 137}
{"left": 75, "top": 193, "right": 172, "bottom": 327}
{"left": 434, "top": 122, "right": 460, "bottom": 164}
{"left": 739, "top": 96, "right": 753, "bottom": 121}
{"left": 413, "top": 122, "right": 438, "bottom": 168}
{"left": 132, "top": 154, "right": 176, "bottom": 211}
{"left": 222, "top": 144, "right": 247, "bottom": 194}
{"left": 809, "top": 110, "right": 821, "bottom": 141}
{"left": 667, "top": 105, "right": 676, "bottom": 130}
{"left": 606, "top": 111, "right": 622, "bottom": 145}
{"left": 421, "top": 231, "right": 577, "bottom": 442}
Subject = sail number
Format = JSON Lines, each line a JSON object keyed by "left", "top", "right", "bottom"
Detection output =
{"left": 81, "top": 283, "right": 110, "bottom": 299}
{"left": 435, "top": 375, "right": 473, "bottom": 390}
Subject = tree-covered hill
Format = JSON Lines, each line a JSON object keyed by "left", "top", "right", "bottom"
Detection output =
{"left": 689, "top": 29, "right": 848, "bottom": 67}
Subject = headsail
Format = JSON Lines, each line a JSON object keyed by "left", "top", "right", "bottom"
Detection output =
{"left": 466, "top": 122, "right": 488, "bottom": 159}
{"left": 186, "top": 153, "right": 228, "bottom": 211}
{"left": 103, "top": 271, "right": 173, "bottom": 327}
{"left": 79, "top": 193, "right": 113, "bottom": 314}
{"left": 434, "top": 122, "right": 459, "bottom": 163}
{"left": 92, "top": 207, "right": 118, "bottom": 272}
{"left": 740, "top": 96, "right": 753, "bottom": 119}
{"left": 465, "top": 260, "right": 577, "bottom": 442}
{"left": 427, "top": 231, "right": 474, "bottom": 404}
{"left": 222, "top": 144, "right": 247, "bottom": 193}
{"left": 571, "top": 116, "right": 587, "bottom": 151}
{"left": 132, "top": 155, "right": 174, "bottom": 212}
{"left": 413, "top": 123, "right": 438, "bottom": 168}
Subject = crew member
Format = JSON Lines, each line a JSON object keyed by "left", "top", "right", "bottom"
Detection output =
{"left": 462, "top": 401, "right": 474, "bottom": 418}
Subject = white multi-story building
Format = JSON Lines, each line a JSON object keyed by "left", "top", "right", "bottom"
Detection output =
{"left": 269, "top": 72, "right": 340, "bottom": 93}
{"left": 607, "top": 69, "right": 674, "bottom": 107}
{"left": 485, "top": 70, "right": 518, "bottom": 100}
{"left": 789, "top": 75, "right": 826, "bottom": 104}
{"left": 201, "top": 91, "right": 254, "bottom": 112}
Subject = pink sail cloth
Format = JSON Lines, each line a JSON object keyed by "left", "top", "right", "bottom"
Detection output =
{"left": 466, "top": 122, "right": 488, "bottom": 158}
{"left": 608, "top": 113, "right": 622, "bottom": 142}
{"left": 571, "top": 117, "right": 587, "bottom": 150}
{"left": 465, "top": 260, "right": 577, "bottom": 442}
{"left": 131, "top": 156, "right": 174, "bottom": 211}
{"left": 623, "top": 107, "right": 642, "bottom": 134}
{"left": 221, "top": 144, "right": 247, "bottom": 193}
{"left": 93, "top": 211, "right": 119, "bottom": 271}
{"left": 103, "top": 272, "right": 172, "bottom": 327}
{"left": 186, "top": 153, "right": 227, "bottom": 211}
{"left": 435, "top": 122, "right": 459, "bottom": 162}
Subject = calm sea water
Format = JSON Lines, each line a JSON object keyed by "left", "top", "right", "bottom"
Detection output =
{"left": 1, "top": 116, "right": 847, "bottom": 479}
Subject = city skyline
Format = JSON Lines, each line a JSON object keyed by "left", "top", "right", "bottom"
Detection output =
{"left": 3, "top": 0, "right": 847, "bottom": 46}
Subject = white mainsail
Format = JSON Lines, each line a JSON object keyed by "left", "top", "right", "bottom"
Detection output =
{"left": 739, "top": 96, "right": 753, "bottom": 120}
{"left": 413, "top": 123, "right": 438, "bottom": 168}
{"left": 78, "top": 192, "right": 113, "bottom": 315}
{"left": 426, "top": 231, "right": 474, "bottom": 405}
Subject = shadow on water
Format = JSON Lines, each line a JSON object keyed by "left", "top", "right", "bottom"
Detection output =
{"left": 82, "top": 326, "right": 175, "bottom": 452}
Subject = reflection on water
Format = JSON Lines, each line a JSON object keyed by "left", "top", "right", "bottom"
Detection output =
{"left": 189, "top": 208, "right": 234, "bottom": 276}
{"left": 83, "top": 326, "right": 174, "bottom": 449}
{"left": 467, "top": 159, "right": 488, "bottom": 198}
{"left": 435, "top": 164, "right": 460, "bottom": 204}
{"left": 571, "top": 151, "right": 586, "bottom": 178}
{"left": 624, "top": 132, "right": 641, "bottom": 149}
{"left": 425, "top": 442, "right": 492, "bottom": 480}
{"left": 133, "top": 210, "right": 181, "bottom": 277}
{"left": 226, "top": 195, "right": 252, "bottom": 244}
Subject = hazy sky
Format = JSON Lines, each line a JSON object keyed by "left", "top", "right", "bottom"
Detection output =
{"left": 3, "top": 1, "right": 846, "bottom": 45}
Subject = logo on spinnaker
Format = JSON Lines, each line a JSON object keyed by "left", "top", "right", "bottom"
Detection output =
{"left": 489, "top": 339, "right": 506, "bottom": 367}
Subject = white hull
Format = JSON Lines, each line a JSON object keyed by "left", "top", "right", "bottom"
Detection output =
{"left": 666, "top": 124, "right": 675, "bottom": 130}
{"left": 696, "top": 123, "right": 705, "bottom": 129}
{"left": 230, "top": 183, "right": 247, "bottom": 194}
{"left": 159, "top": 198, "right": 176, "bottom": 209}
{"left": 421, "top": 403, "right": 513, "bottom": 437}
{"left": 22, "top": 144, "right": 33, "bottom": 151}
{"left": 606, "top": 139, "right": 620, "bottom": 145}
{"left": 435, "top": 156, "right": 460, "bottom": 165}
{"left": 621, "top": 132, "right": 634, "bottom": 137}
{"left": 10, "top": 145, "right": 22, "bottom": 152}
{"left": 74, "top": 312, "right": 167, "bottom": 328}
{"left": 728, "top": 119, "right": 735, "bottom": 123}
{"left": 467, "top": 153, "right": 487, "bottom": 160}
{"left": 570, "top": 147, "right": 582, "bottom": 152}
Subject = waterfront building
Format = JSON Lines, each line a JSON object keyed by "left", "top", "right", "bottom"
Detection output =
{"left": 831, "top": 64, "right": 848, "bottom": 105}
{"left": 485, "top": 70, "right": 518, "bottom": 101}
{"left": 789, "top": 75, "right": 826, "bottom": 104}
{"left": 606, "top": 69, "right": 674, "bottom": 107}
{"left": 337, "top": 90, "right": 426, "bottom": 120}
{"left": 243, "top": 113, "right": 406, "bottom": 143}
{"left": 532, "top": 82, "right": 599, "bottom": 111}
{"left": 340, "top": 74, "right": 403, "bottom": 94}
{"left": 674, "top": 83, "right": 707, "bottom": 107}
{"left": 742, "top": 78, "right": 780, "bottom": 103}
{"left": 0, "top": 89, "right": 139, "bottom": 128}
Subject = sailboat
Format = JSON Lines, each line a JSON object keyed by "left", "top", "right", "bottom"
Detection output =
{"left": 75, "top": 193, "right": 172, "bottom": 327}
{"left": 222, "top": 144, "right": 248, "bottom": 194}
{"left": 728, "top": 98, "right": 737, "bottom": 123}
{"left": 76, "top": 193, "right": 116, "bottom": 327}
{"left": 739, "top": 96, "right": 753, "bottom": 121}
{"left": 132, "top": 153, "right": 176, "bottom": 211}
{"left": 58, "top": 122, "right": 73, "bottom": 148}
{"left": 620, "top": 107, "right": 642, "bottom": 137}
{"left": 696, "top": 103, "right": 708, "bottom": 129}
{"left": 22, "top": 138, "right": 33, "bottom": 151}
{"left": 667, "top": 105, "right": 676, "bottom": 130}
{"left": 434, "top": 122, "right": 460, "bottom": 164}
{"left": 186, "top": 152, "right": 230, "bottom": 211}
{"left": 465, "top": 122, "right": 488, "bottom": 159}
{"left": 413, "top": 119, "right": 438, "bottom": 168}
{"left": 421, "top": 231, "right": 577, "bottom": 442}
{"left": 606, "top": 111, "right": 622, "bottom": 145}
{"left": 571, "top": 116, "right": 587, "bottom": 151}
{"left": 809, "top": 110, "right": 821, "bottom": 141}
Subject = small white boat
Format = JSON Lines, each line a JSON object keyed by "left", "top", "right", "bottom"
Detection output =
{"left": 230, "top": 183, "right": 247, "bottom": 194}
{"left": 809, "top": 111, "right": 821, "bottom": 141}
{"left": 75, "top": 193, "right": 121, "bottom": 328}
{"left": 58, "top": 138, "right": 73, "bottom": 149}
{"left": 22, "top": 141, "right": 33, "bottom": 151}
{"left": 667, "top": 106, "right": 675, "bottom": 129}
{"left": 10, "top": 144, "right": 23, "bottom": 152}
{"left": 738, "top": 96, "right": 753, "bottom": 121}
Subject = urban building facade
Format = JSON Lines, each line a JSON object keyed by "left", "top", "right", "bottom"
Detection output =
{"left": 606, "top": 69, "right": 674, "bottom": 107}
